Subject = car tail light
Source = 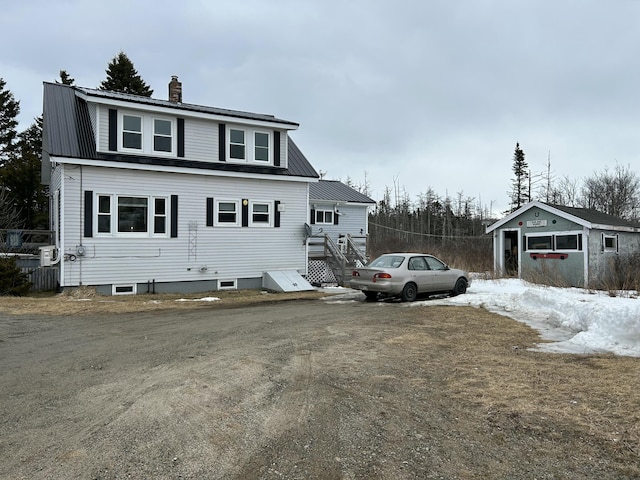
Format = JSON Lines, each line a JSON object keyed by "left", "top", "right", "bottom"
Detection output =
{"left": 352, "top": 271, "right": 360, "bottom": 277}
{"left": 372, "top": 272, "right": 392, "bottom": 282}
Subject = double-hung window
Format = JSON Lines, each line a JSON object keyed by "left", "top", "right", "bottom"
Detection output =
{"left": 229, "top": 129, "right": 246, "bottom": 160}
{"left": 216, "top": 200, "right": 239, "bottom": 226}
{"left": 118, "top": 112, "right": 175, "bottom": 155}
{"left": 97, "top": 195, "right": 112, "bottom": 233}
{"left": 226, "top": 126, "right": 272, "bottom": 164}
{"left": 254, "top": 132, "right": 270, "bottom": 162}
{"left": 153, "top": 119, "right": 172, "bottom": 153}
{"left": 250, "top": 201, "right": 271, "bottom": 226}
{"left": 153, "top": 198, "right": 167, "bottom": 234}
{"left": 122, "top": 115, "right": 142, "bottom": 150}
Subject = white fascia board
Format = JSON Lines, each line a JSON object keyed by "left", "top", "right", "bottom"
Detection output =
{"left": 76, "top": 91, "right": 298, "bottom": 131}
{"left": 486, "top": 201, "right": 591, "bottom": 233}
{"left": 308, "top": 199, "right": 374, "bottom": 207}
{"left": 51, "top": 155, "right": 314, "bottom": 183}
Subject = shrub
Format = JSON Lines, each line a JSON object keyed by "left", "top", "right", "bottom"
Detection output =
{"left": 0, "top": 256, "right": 32, "bottom": 296}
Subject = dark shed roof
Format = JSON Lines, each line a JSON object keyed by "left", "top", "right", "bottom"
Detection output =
{"left": 42, "top": 82, "right": 318, "bottom": 179}
{"left": 309, "top": 180, "right": 376, "bottom": 204}
{"left": 548, "top": 204, "right": 640, "bottom": 229}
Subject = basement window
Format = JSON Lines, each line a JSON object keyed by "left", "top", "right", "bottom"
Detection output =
{"left": 112, "top": 284, "right": 136, "bottom": 295}
{"left": 218, "top": 279, "right": 237, "bottom": 290}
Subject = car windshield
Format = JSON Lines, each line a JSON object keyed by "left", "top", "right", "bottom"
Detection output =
{"left": 369, "top": 255, "right": 405, "bottom": 269}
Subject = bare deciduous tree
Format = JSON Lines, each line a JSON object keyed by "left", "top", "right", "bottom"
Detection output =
{"left": 580, "top": 164, "right": 640, "bottom": 220}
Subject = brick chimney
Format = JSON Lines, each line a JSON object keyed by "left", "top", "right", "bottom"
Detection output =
{"left": 168, "top": 75, "right": 182, "bottom": 103}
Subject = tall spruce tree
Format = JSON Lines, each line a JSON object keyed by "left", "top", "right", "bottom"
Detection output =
{"left": 509, "top": 142, "right": 529, "bottom": 212}
{"left": 0, "top": 78, "right": 20, "bottom": 168}
{"left": 99, "top": 52, "right": 153, "bottom": 96}
{"left": 57, "top": 70, "right": 75, "bottom": 85}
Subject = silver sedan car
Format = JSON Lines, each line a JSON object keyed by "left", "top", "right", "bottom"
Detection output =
{"left": 350, "top": 253, "right": 470, "bottom": 302}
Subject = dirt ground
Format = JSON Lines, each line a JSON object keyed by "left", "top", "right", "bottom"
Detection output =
{"left": 1, "top": 290, "right": 639, "bottom": 479}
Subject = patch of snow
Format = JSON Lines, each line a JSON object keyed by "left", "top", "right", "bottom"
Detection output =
{"left": 175, "top": 297, "right": 221, "bottom": 302}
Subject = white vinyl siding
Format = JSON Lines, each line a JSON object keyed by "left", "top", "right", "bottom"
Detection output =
{"left": 58, "top": 165, "right": 308, "bottom": 287}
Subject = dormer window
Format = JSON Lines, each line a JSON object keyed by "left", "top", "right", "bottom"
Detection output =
{"left": 122, "top": 115, "right": 142, "bottom": 150}
{"left": 117, "top": 111, "right": 175, "bottom": 156}
{"left": 226, "top": 125, "right": 272, "bottom": 165}
{"left": 153, "top": 119, "right": 172, "bottom": 152}
{"left": 254, "top": 132, "right": 270, "bottom": 162}
{"left": 229, "top": 128, "right": 246, "bottom": 160}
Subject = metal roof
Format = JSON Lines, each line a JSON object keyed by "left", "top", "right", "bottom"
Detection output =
{"left": 74, "top": 85, "right": 299, "bottom": 127}
{"left": 42, "top": 82, "right": 318, "bottom": 179}
{"left": 309, "top": 179, "right": 376, "bottom": 204}
{"left": 486, "top": 200, "right": 640, "bottom": 233}
{"left": 548, "top": 203, "right": 640, "bottom": 229}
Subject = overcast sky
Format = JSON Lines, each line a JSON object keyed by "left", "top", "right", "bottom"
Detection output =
{"left": 2, "top": 0, "right": 640, "bottom": 215}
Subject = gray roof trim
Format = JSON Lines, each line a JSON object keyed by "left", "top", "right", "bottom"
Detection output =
{"left": 68, "top": 83, "right": 299, "bottom": 128}
{"left": 309, "top": 180, "right": 376, "bottom": 204}
{"left": 486, "top": 201, "right": 640, "bottom": 233}
{"left": 42, "top": 82, "right": 318, "bottom": 180}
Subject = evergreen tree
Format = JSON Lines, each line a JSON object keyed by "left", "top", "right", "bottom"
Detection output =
{"left": 57, "top": 70, "right": 75, "bottom": 85}
{"left": 0, "top": 118, "right": 48, "bottom": 229}
{"left": 99, "top": 52, "right": 153, "bottom": 96}
{"left": 0, "top": 78, "right": 20, "bottom": 167}
{"left": 509, "top": 142, "right": 529, "bottom": 211}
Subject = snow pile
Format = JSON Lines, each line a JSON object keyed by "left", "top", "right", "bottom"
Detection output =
{"left": 425, "top": 278, "right": 640, "bottom": 357}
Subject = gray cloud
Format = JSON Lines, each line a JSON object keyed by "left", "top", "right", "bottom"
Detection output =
{"left": 2, "top": 0, "right": 639, "bottom": 213}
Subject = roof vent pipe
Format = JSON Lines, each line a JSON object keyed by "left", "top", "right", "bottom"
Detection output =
{"left": 169, "top": 75, "right": 182, "bottom": 103}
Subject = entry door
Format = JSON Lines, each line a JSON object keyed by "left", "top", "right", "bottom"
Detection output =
{"left": 504, "top": 230, "right": 519, "bottom": 276}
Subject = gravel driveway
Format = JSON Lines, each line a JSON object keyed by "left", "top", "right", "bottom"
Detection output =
{"left": 1, "top": 294, "right": 638, "bottom": 479}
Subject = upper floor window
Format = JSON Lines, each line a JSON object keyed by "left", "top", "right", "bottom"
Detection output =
{"left": 154, "top": 119, "right": 172, "bottom": 153}
{"left": 229, "top": 129, "right": 246, "bottom": 160}
{"left": 118, "top": 111, "right": 175, "bottom": 156}
{"left": 122, "top": 115, "right": 142, "bottom": 150}
{"left": 254, "top": 132, "right": 270, "bottom": 162}
{"left": 226, "top": 126, "right": 272, "bottom": 164}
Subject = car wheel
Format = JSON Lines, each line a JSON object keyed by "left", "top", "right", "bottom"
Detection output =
{"left": 451, "top": 278, "right": 467, "bottom": 296}
{"left": 363, "top": 291, "right": 378, "bottom": 301}
{"left": 401, "top": 282, "right": 418, "bottom": 302}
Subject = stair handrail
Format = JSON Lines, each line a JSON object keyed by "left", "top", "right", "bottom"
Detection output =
{"left": 345, "top": 234, "right": 367, "bottom": 265}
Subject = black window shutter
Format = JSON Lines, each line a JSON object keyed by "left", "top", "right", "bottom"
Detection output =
{"left": 177, "top": 118, "right": 185, "bottom": 157}
{"left": 108, "top": 109, "right": 117, "bottom": 151}
{"left": 274, "top": 131, "right": 281, "bottom": 166}
{"left": 334, "top": 209, "right": 339, "bottom": 225}
{"left": 84, "top": 191, "right": 93, "bottom": 237}
{"left": 218, "top": 123, "right": 226, "bottom": 162}
{"left": 170, "top": 195, "right": 178, "bottom": 237}
{"left": 242, "top": 199, "right": 249, "bottom": 227}
{"left": 274, "top": 200, "right": 281, "bottom": 227}
{"left": 206, "top": 198, "right": 214, "bottom": 227}
{"left": 310, "top": 208, "right": 316, "bottom": 225}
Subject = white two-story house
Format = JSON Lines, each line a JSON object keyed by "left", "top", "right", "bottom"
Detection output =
{"left": 41, "top": 77, "right": 319, "bottom": 295}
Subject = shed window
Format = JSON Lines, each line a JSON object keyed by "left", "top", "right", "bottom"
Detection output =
{"left": 526, "top": 235, "right": 552, "bottom": 250}
{"left": 556, "top": 234, "right": 582, "bottom": 250}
